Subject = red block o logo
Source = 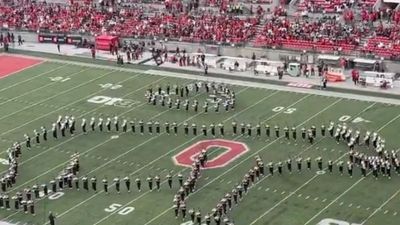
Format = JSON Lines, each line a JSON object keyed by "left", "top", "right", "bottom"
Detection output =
{"left": 173, "top": 139, "right": 249, "bottom": 169}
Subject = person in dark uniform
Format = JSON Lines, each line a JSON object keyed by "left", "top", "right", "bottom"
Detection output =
{"left": 165, "top": 122, "right": 170, "bottom": 135}
{"left": 297, "top": 157, "right": 302, "bottom": 172}
{"left": 122, "top": 120, "right": 127, "bottom": 132}
{"left": 98, "top": 118, "right": 104, "bottom": 132}
{"left": 256, "top": 123, "right": 261, "bottom": 137}
{"left": 247, "top": 123, "right": 252, "bottom": 137}
{"left": 52, "top": 123, "right": 58, "bottom": 139}
{"left": 173, "top": 122, "right": 178, "bottom": 135}
{"left": 91, "top": 176, "right": 97, "bottom": 192}
{"left": 210, "top": 123, "right": 216, "bottom": 137}
{"left": 284, "top": 127, "right": 289, "bottom": 140}
{"left": 275, "top": 125, "right": 280, "bottom": 138}
{"left": 90, "top": 117, "right": 96, "bottom": 131}
{"left": 102, "top": 178, "right": 108, "bottom": 194}
{"left": 155, "top": 176, "right": 161, "bottom": 191}
{"left": 139, "top": 120, "right": 144, "bottom": 134}
{"left": 136, "top": 178, "right": 141, "bottom": 192}
{"left": 306, "top": 157, "right": 311, "bottom": 170}
{"left": 321, "top": 125, "right": 326, "bottom": 136}
{"left": 218, "top": 123, "right": 224, "bottom": 137}
{"left": 42, "top": 183, "right": 49, "bottom": 196}
{"left": 24, "top": 134, "right": 31, "bottom": 149}
{"left": 338, "top": 161, "right": 344, "bottom": 175}
{"left": 301, "top": 127, "right": 306, "bottom": 140}
{"left": 192, "top": 123, "right": 197, "bottom": 136}
{"left": 184, "top": 122, "right": 189, "bottom": 136}
{"left": 147, "top": 176, "right": 153, "bottom": 191}
{"left": 28, "top": 200, "right": 35, "bottom": 215}
{"left": 286, "top": 159, "right": 292, "bottom": 173}
{"left": 82, "top": 176, "right": 88, "bottom": 192}
{"left": 114, "top": 177, "right": 120, "bottom": 194}
{"left": 49, "top": 211, "right": 56, "bottom": 225}
{"left": 166, "top": 173, "right": 173, "bottom": 189}
{"left": 328, "top": 160, "right": 333, "bottom": 173}
{"left": 268, "top": 162, "right": 274, "bottom": 176}
{"left": 232, "top": 121, "right": 237, "bottom": 135}
{"left": 347, "top": 161, "right": 353, "bottom": 178}
{"left": 291, "top": 127, "right": 297, "bottom": 140}
{"left": 41, "top": 126, "right": 47, "bottom": 141}
{"left": 240, "top": 123, "right": 245, "bottom": 136}
{"left": 316, "top": 157, "right": 323, "bottom": 171}
{"left": 202, "top": 124, "right": 207, "bottom": 136}
{"left": 277, "top": 162, "right": 283, "bottom": 175}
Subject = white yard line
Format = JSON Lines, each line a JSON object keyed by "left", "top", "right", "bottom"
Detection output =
{"left": 5, "top": 77, "right": 171, "bottom": 192}
{"left": 0, "top": 74, "right": 162, "bottom": 155}
{"left": 0, "top": 62, "right": 65, "bottom": 93}
{"left": 0, "top": 68, "right": 90, "bottom": 107}
{"left": 140, "top": 98, "right": 342, "bottom": 225}
{"left": 360, "top": 188, "right": 400, "bottom": 224}
{"left": 0, "top": 70, "right": 117, "bottom": 122}
{"left": 40, "top": 88, "right": 279, "bottom": 224}
{"left": 85, "top": 91, "right": 298, "bottom": 225}
{"left": 10, "top": 55, "right": 400, "bottom": 106}
{"left": 0, "top": 71, "right": 140, "bottom": 138}
{"left": 301, "top": 114, "right": 400, "bottom": 225}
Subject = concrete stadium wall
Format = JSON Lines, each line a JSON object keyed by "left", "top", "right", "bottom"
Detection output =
{"left": 7, "top": 30, "right": 400, "bottom": 72}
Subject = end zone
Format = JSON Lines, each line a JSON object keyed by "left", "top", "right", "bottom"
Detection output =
{"left": 0, "top": 55, "right": 43, "bottom": 78}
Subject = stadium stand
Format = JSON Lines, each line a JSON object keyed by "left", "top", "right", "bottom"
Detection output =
{"left": 1, "top": 0, "right": 400, "bottom": 58}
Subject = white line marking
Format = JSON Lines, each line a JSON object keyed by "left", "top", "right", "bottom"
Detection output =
{"left": 0, "top": 68, "right": 89, "bottom": 108}
{"left": 0, "top": 62, "right": 65, "bottom": 93}
{"left": 360, "top": 188, "right": 400, "bottom": 224}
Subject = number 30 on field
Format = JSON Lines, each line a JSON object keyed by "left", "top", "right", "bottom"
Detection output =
{"left": 272, "top": 106, "right": 297, "bottom": 114}
{"left": 104, "top": 203, "right": 135, "bottom": 215}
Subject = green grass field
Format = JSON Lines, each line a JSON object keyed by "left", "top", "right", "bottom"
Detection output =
{"left": 0, "top": 56, "right": 399, "bottom": 225}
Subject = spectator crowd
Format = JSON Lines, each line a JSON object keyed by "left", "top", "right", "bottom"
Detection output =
{"left": 1, "top": 0, "right": 400, "bottom": 58}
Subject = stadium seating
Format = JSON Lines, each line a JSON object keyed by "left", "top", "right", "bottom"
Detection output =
{"left": 1, "top": 0, "right": 400, "bottom": 58}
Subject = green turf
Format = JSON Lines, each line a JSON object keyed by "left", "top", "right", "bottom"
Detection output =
{"left": 0, "top": 57, "right": 399, "bottom": 225}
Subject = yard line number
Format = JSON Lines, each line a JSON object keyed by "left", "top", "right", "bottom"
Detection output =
{"left": 272, "top": 106, "right": 297, "bottom": 114}
{"left": 104, "top": 203, "right": 135, "bottom": 215}
{"left": 87, "top": 95, "right": 140, "bottom": 108}
{"left": 49, "top": 77, "right": 71, "bottom": 82}
{"left": 99, "top": 83, "right": 122, "bottom": 90}
{"left": 338, "top": 115, "right": 371, "bottom": 123}
{"left": 317, "top": 218, "right": 361, "bottom": 225}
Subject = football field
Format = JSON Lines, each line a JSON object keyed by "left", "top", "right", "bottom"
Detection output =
{"left": 0, "top": 54, "right": 400, "bottom": 225}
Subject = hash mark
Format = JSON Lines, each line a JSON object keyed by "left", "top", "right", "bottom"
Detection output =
{"left": 281, "top": 191, "right": 285, "bottom": 195}
{"left": 298, "top": 194, "right": 302, "bottom": 197}
{"left": 314, "top": 197, "right": 319, "bottom": 201}
{"left": 265, "top": 188, "right": 270, "bottom": 192}
{"left": 366, "top": 207, "right": 370, "bottom": 211}
{"left": 258, "top": 187, "right": 262, "bottom": 191}
{"left": 357, "top": 205, "right": 361, "bottom": 209}
{"left": 227, "top": 181, "right": 232, "bottom": 184}
{"left": 384, "top": 210, "right": 389, "bottom": 214}
{"left": 305, "top": 196, "right": 310, "bottom": 200}
{"left": 204, "top": 177, "right": 209, "bottom": 180}
{"left": 219, "top": 179, "right": 225, "bottom": 183}
{"left": 393, "top": 212, "right": 397, "bottom": 216}
{"left": 348, "top": 203, "right": 353, "bottom": 208}
{"left": 339, "top": 202, "right": 344, "bottom": 206}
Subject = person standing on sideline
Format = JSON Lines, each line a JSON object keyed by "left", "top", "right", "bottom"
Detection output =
{"left": 321, "top": 75, "right": 327, "bottom": 90}
{"left": 57, "top": 40, "right": 60, "bottom": 53}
